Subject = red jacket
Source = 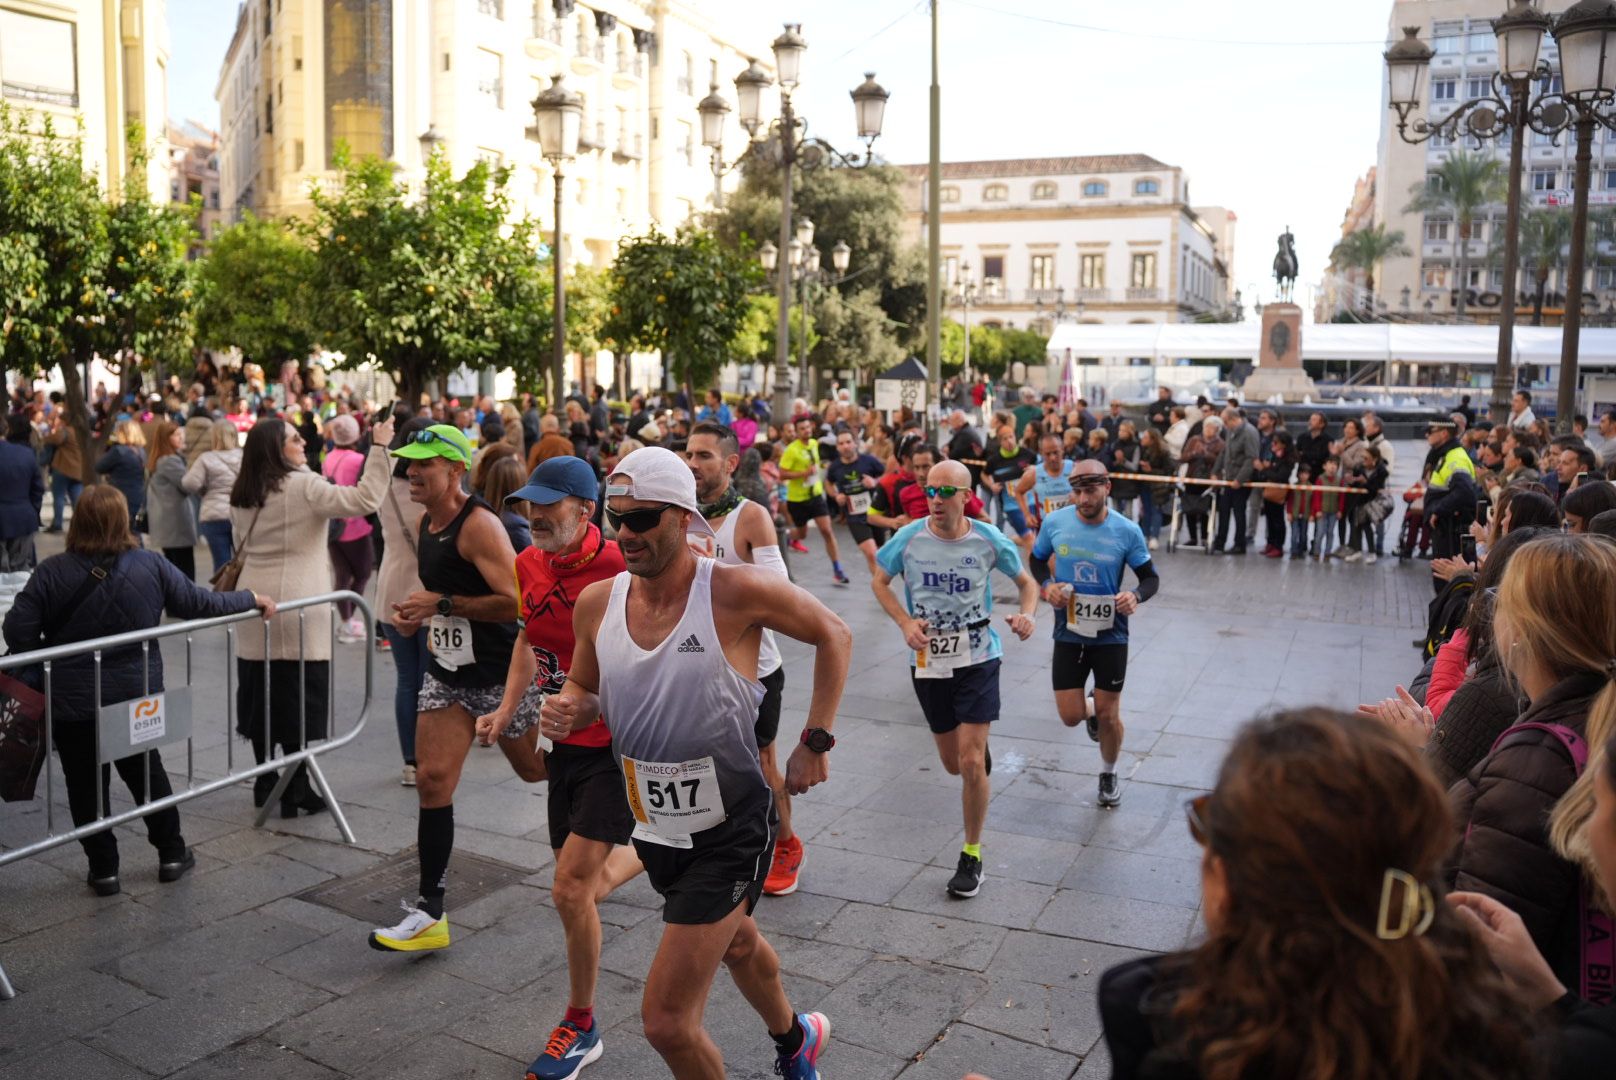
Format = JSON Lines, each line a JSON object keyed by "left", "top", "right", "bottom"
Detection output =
{"left": 1427, "top": 627, "right": 1471, "bottom": 720}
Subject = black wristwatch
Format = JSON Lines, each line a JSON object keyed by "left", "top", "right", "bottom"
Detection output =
{"left": 435, "top": 594, "right": 454, "bottom": 616}
{"left": 800, "top": 727, "right": 836, "bottom": 753}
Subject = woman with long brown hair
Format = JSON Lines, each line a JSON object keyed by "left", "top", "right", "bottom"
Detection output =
{"left": 1097, "top": 710, "right": 1538, "bottom": 1079}
{"left": 144, "top": 419, "right": 199, "bottom": 579}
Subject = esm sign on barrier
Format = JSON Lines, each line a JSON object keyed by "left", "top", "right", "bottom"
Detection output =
{"left": 0, "top": 590, "right": 375, "bottom": 1001}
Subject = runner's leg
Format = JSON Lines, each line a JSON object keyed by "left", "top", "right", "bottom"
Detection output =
{"left": 641, "top": 903, "right": 753, "bottom": 1080}
{"left": 413, "top": 705, "right": 476, "bottom": 914}
{"left": 552, "top": 835, "right": 616, "bottom": 1015}
{"left": 1092, "top": 688, "right": 1124, "bottom": 765}
{"left": 594, "top": 845, "right": 644, "bottom": 902}
{"left": 932, "top": 728, "right": 962, "bottom": 775}
{"left": 954, "top": 721, "right": 991, "bottom": 846}
{"left": 858, "top": 538, "right": 879, "bottom": 574}
{"left": 497, "top": 724, "right": 547, "bottom": 782}
{"left": 813, "top": 513, "right": 842, "bottom": 564}
{"left": 720, "top": 913, "right": 794, "bottom": 1035}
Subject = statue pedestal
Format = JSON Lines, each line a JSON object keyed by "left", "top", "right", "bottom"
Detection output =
{"left": 1243, "top": 302, "right": 1317, "bottom": 403}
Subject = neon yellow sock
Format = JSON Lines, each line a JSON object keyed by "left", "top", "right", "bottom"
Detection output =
{"left": 962, "top": 842, "right": 981, "bottom": 859}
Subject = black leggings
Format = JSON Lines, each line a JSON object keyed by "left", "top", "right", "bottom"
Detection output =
{"left": 329, "top": 536, "right": 375, "bottom": 620}
{"left": 1261, "top": 499, "right": 1287, "bottom": 551}
{"left": 52, "top": 720, "right": 183, "bottom": 876}
{"left": 163, "top": 546, "right": 196, "bottom": 582}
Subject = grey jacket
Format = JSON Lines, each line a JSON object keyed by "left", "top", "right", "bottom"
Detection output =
{"left": 1213, "top": 421, "right": 1260, "bottom": 484}
{"left": 147, "top": 454, "right": 199, "bottom": 548}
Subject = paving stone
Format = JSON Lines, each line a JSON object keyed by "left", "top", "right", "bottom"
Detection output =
{"left": 987, "top": 930, "right": 1152, "bottom": 994}
{"left": 165, "top": 1039, "right": 341, "bottom": 1079}
{"left": 795, "top": 845, "right": 924, "bottom": 905}
{"left": 895, "top": 1022, "right": 1079, "bottom": 1079}
{"left": 817, "top": 958, "right": 989, "bottom": 1060}
{"left": 751, "top": 890, "right": 848, "bottom": 939}
{"left": 1086, "top": 806, "right": 1203, "bottom": 863}
{"left": 428, "top": 906, "right": 572, "bottom": 992}
{"left": 0, "top": 968, "right": 159, "bottom": 1059}
{"left": 267, "top": 968, "right": 492, "bottom": 1074}
{"left": 0, "top": 900, "right": 170, "bottom": 988}
{"left": 450, "top": 881, "right": 549, "bottom": 930}
{"left": 984, "top": 793, "right": 1105, "bottom": 845}
{"left": 132, "top": 852, "right": 335, "bottom": 929}
{"left": 771, "top": 933, "right": 875, "bottom": 985}
{"left": 101, "top": 909, "right": 324, "bottom": 996}
{"left": 266, "top": 926, "right": 414, "bottom": 996}
{"left": 924, "top": 828, "right": 1084, "bottom": 887}
{"left": 192, "top": 826, "right": 296, "bottom": 864}
{"left": 1034, "top": 888, "right": 1199, "bottom": 952}
{"left": 273, "top": 837, "right": 389, "bottom": 877}
{"left": 456, "top": 967, "right": 644, "bottom": 1061}
{"left": 0, "top": 1038, "right": 153, "bottom": 1080}
{"left": 1127, "top": 733, "right": 1227, "bottom": 790}
{"left": 1073, "top": 1035, "right": 1112, "bottom": 1078}
{"left": 350, "top": 1034, "right": 520, "bottom": 1079}
{"left": 814, "top": 807, "right": 962, "bottom": 863}
{"left": 821, "top": 903, "right": 1007, "bottom": 971}
{"left": 886, "top": 872, "right": 1056, "bottom": 931}
{"left": 958, "top": 976, "right": 1105, "bottom": 1058}
{"left": 1061, "top": 845, "right": 1204, "bottom": 909}
{"left": 857, "top": 777, "right": 973, "bottom": 822}
{"left": 85, "top": 967, "right": 332, "bottom": 1075}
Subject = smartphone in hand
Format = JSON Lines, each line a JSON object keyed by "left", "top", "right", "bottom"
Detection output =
{"left": 1476, "top": 499, "right": 1489, "bottom": 527}
{"left": 1461, "top": 535, "right": 1478, "bottom": 564}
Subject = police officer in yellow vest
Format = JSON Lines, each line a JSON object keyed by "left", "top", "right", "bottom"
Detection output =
{"left": 1420, "top": 421, "right": 1478, "bottom": 565}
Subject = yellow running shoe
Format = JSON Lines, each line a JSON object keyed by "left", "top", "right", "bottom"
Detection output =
{"left": 368, "top": 900, "right": 450, "bottom": 952}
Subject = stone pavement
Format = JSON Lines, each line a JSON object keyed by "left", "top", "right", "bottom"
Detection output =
{"left": 0, "top": 445, "right": 1436, "bottom": 1079}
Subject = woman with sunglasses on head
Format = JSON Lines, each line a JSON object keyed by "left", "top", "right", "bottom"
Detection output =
{"left": 1095, "top": 710, "right": 1538, "bottom": 1080}
{"left": 230, "top": 413, "right": 394, "bottom": 819}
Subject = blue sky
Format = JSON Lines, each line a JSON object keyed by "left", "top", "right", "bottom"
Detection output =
{"left": 166, "top": 0, "right": 1393, "bottom": 304}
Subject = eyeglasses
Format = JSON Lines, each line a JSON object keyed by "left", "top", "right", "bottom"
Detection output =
{"left": 606, "top": 502, "right": 677, "bottom": 534}
{"left": 1184, "top": 794, "right": 1211, "bottom": 846}
{"left": 923, "top": 485, "right": 962, "bottom": 499}
{"left": 404, "top": 429, "right": 468, "bottom": 462}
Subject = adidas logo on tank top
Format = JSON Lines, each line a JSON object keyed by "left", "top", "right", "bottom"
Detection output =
{"left": 677, "top": 634, "right": 705, "bottom": 653}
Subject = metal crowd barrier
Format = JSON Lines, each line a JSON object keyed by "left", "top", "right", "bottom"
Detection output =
{"left": 0, "top": 590, "right": 375, "bottom": 1001}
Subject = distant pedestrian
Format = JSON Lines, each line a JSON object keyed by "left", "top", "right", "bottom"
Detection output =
{"left": 0, "top": 412, "right": 44, "bottom": 570}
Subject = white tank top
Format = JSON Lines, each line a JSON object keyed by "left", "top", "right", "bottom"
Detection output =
{"left": 597, "top": 558, "right": 769, "bottom": 819}
{"left": 687, "top": 498, "right": 781, "bottom": 676}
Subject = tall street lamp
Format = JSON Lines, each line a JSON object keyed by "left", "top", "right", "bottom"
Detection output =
{"left": 759, "top": 230, "right": 855, "bottom": 401}
{"left": 1384, "top": 2, "right": 1554, "bottom": 425}
{"left": 534, "top": 75, "right": 582, "bottom": 417}
{"left": 699, "top": 24, "right": 888, "bottom": 423}
{"left": 952, "top": 265, "right": 978, "bottom": 380}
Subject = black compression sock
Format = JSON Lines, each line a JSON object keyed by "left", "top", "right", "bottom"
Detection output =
{"left": 771, "top": 1018, "right": 805, "bottom": 1058}
{"left": 418, "top": 804, "right": 453, "bottom": 917}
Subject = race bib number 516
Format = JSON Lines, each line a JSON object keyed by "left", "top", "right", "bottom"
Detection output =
{"left": 428, "top": 615, "right": 475, "bottom": 670}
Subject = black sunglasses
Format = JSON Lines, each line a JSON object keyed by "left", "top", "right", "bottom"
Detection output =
{"left": 606, "top": 502, "right": 677, "bottom": 534}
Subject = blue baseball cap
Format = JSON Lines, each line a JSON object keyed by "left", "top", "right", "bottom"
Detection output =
{"left": 508, "top": 455, "right": 599, "bottom": 506}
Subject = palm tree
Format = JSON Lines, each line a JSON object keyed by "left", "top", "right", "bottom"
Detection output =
{"left": 1515, "top": 207, "right": 1575, "bottom": 326}
{"left": 1404, "top": 150, "right": 1507, "bottom": 322}
{"left": 1329, "top": 224, "right": 1411, "bottom": 318}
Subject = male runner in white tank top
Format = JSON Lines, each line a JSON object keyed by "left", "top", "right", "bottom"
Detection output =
{"left": 683, "top": 420, "right": 806, "bottom": 896}
{"left": 540, "top": 447, "right": 851, "bottom": 1080}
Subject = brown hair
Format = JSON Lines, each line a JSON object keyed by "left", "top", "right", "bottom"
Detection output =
{"left": 1168, "top": 709, "right": 1537, "bottom": 1080}
{"left": 471, "top": 441, "right": 518, "bottom": 494}
{"left": 67, "top": 485, "right": 141, "bottom": 557}
{"left": 146, "top": 420, "right": 180, "bottom": 473}
{"left": 480, "top": 453, "right": 526, "bottom": 511}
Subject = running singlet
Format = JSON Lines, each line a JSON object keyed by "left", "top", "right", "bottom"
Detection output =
{"left": 778, "top": 439, "right": 824, "bottom": 502}
{"left": 1032, "top": 506, "right": 1150, "bottom": 647}
{"left": 1032, "top": 460, "right": 1075, "bottom": 517}
{"left": 515, "top": 523, "right": 626, "bottom": 749}
{"left": 875, "top": 519, "right": 1024, "bottom": 666}
{"left": 686, "top": 499, "right": 781, "bottom": 677}
{"left": 416, "top": 495, "right": 518, "bottom": 686}
{"left": 595, "top": 558, "right": 768, "bottom": 847}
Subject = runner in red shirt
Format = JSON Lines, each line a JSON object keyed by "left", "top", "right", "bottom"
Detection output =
{"left": 475, "top": 455, "right": 637, "bottom": 1080}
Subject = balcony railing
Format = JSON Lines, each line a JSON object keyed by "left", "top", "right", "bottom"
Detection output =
{"left": 617, "top": 51, "right": 645, "bottom": 77}
{"left": 477, "top": 78, "right": 503, "bottom": 107}
{"left": 615, "top": 133, "right": 643, "bottom": 159}
{"left": 1125, "top": 286, "right": 1162, "bottom": 301}
{"left": 1074, "top": 286, "right": 1108, "bottom": 301}
{"left": 2, "top": 81, "right": 79, "bottom": 108}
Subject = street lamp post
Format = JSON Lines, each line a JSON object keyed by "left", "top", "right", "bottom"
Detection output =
{"left": 1384, "top": 3, "right": 1554, "bottom": 425}
{"left": 698, "top": 24, "right": 888, "bottom": 425}
{"left": 534, "top": 75, "right": 582, "bottom": 418}
{"left": 953, "top": 266, "right": 977, "bottom": 380}
{"left": 761, "top": 230, "right": 854, "bottom": 402}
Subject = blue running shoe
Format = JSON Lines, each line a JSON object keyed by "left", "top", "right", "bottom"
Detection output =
{"left": 774, "top": 1011, "right": 830, "bottom": 1079}
{"left": 525, "top": 1019, "right": 602, "bottom": 1080}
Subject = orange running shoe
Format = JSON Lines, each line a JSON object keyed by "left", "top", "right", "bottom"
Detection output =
{"left": 764, "top": 835, "right": 804, "bottom": 896}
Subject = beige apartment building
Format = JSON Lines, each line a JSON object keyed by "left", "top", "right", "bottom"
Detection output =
{"left": 1376, "top": 0, "right": 1616, "bottom": 324}
{"left": 216, "top": 0, "right": 768, "bottom": 270}
{"left": 1315, "top": 166, "right": 1380, "bottom": 321}
{"left": 166, "top": 118, "right": 222, "bottom": 252}
{"left": 0, "top": 0, "right": 171, "bottom": 199}
{"left": 900, "top": 155, "right": 1237, "bottom": 336}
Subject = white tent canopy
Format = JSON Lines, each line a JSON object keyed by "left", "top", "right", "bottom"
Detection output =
{"left": 1043, "top": 322, "right": 1616, "bottom": 368}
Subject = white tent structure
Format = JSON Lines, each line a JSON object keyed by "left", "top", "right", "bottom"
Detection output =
{"left": 1043, "top": 322, "right": 1616, "bottom": 368}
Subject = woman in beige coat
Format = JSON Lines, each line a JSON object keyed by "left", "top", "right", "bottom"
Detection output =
{"left": 229, "top": 414, "right": 394, "bottom": 816}
{"left": 376, "top": 416, "right": 429, "bottom": 786}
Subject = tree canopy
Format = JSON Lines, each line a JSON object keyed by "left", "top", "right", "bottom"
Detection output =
{"left": 195, "top": 212, "right": 319, "bottom": 369}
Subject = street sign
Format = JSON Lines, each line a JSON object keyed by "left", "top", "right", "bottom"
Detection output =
{"left": 874, "top": 378, "right": 927, "bottom": 414}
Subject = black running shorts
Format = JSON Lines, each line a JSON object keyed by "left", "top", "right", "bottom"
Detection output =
{"left": 910, "top": 657, "right": 1001, "bottom": 734}
{"left": 1051, "top": 641, "right": 1129, "bottom": 694}
{"left": 635, "top": 801, "right": 774, "bottom": 925}
{"left": 846, "top": 514, "right": 875, "bottom": 545}
{"left": 754, "top": 666, "right": 785, "bottom": 749}
{"left": 544, "top": 743, "right": 635, "bottom": 850}
{"left": 787, "top": 495, "right": 830, "bottom": 527}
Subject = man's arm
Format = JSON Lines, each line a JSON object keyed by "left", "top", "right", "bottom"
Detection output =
{"left": 477, "top": 635, "right": 538, "bottom": 744}
{"left": 456, "top": 510, "right": 521, "bottom": 621}
{"left": 1118, "top": 559, "right": 1159, "bottom": 616}
{"left": 542, "top": 579, "right": 609, "bottom": 734}
{"left": 871, "top": 565, "right": 929, "bottom": 651}
{"left": 735, "top": 499, "right": 784, "bottom": 572}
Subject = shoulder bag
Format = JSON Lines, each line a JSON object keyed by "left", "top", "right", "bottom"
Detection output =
{"left": 0, "top": 556, "right": 115, "bottom": 802}
{"left": 211, "top": 508, "right": 261, "bottom": 592}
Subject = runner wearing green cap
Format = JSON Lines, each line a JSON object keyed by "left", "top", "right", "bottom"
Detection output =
{"left": 369, "top": 423, "right": 548, "bottom": 953}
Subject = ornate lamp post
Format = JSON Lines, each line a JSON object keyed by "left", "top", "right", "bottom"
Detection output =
{"left": 534, "top": 75, "right": 582, "bottom": 417}
{"left": 758, "top": 229, "right": 855, "bottom": 401}
{"left": 1385, "top": 5, "right": 1551, "bottom": 422}
{"left": 699, "top": 24, "right": 888, "bottom": 423}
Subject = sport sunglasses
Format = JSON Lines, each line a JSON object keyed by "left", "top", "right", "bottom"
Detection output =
{"left": 403, "top": 429, "right": 469, "bottom": 462}
{"left": 924, "top": 485, "right": 963, "bottom": 499}
{"left": 606, "top": 502, "right": 677, "bottom": 534}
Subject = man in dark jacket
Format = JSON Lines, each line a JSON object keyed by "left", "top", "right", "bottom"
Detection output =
{"left": 1146, "top": 387, "right": 1175, "bottom": 433}
{"left": 0, "top": 412, "right": 44, "bottom": 570}
{"left": 1211, "top": 407, "right": 1260, "bottom": 554}
{"left": 1295, "top": 412, "right": 1333, "bottom": 476}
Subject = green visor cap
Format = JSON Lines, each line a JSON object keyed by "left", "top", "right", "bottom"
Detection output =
{"left": 389, "top": 424, "right": 474, "bottom": 465}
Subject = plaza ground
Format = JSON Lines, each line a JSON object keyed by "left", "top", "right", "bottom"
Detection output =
{"left": 0, "top": 444, "right": 1433, "bottom": 1079}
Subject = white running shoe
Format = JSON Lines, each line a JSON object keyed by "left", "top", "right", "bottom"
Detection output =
{"left": 1365, "top": 553, "right": 1378, "bottom": 565}
{"left": 368, "top": 900, "right": 449, "bottom": 952}
{"left": 1342, "top": 550, "right": 1362, "bottom": 563}
{"left": 401, "top": 764, "right": 417, "bottom": 787}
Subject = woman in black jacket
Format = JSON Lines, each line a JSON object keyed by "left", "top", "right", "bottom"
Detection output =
{"left": 2, "top": 486, "right": 273, "bottom": 896}
{"left": 94, "top": 418, "right": 147, "bottom": 528}
{"left": 1098, "top": 710, "right": 1536, "bottom": 1079}
{"left": 1452, "top": 727, "right": 1616, "bottom": 1079}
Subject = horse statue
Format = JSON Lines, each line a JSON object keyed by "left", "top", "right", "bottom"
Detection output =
{"left": 1273, "top": 228, "right": 1299, "bottom": 303}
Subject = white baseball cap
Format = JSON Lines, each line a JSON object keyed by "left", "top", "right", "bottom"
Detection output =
{"left": 606, "top": 445, "right": 715, "bottom": 538}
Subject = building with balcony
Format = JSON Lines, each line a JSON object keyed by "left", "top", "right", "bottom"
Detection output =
{"left": 1315, "top": 166, "right": 1381, "bottom": 322}
{"left": 166, "top": 119, "right": 221, "bottom": 253}
{"left": 0, "top": 0, "right": 172, "bottom": 200}
{"left": 899, "top": 154, "right": 1237, "bottom": 341}
{"left": 216, "top": 0, "right": 767, "bottom": 271}
{"left": 1376, "top": 0, "right": 1616, "bottom": 325}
